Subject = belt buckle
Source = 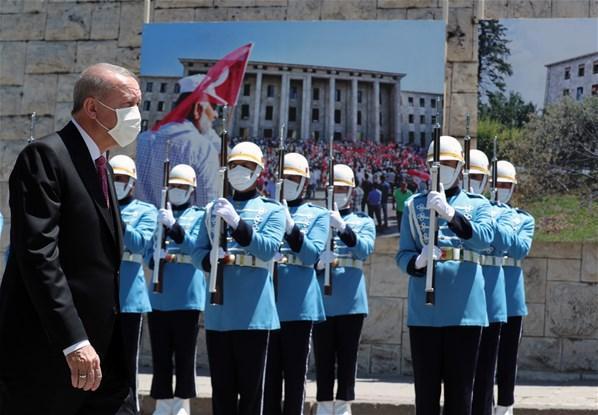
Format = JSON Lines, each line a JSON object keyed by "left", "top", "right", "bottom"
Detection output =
{"left": 440, "top": 249, "right": 453, "bottom": 260}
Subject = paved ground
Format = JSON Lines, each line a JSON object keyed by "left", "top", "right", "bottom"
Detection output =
{"left": 138, "top": 373, "right": 598, "bottom": 414}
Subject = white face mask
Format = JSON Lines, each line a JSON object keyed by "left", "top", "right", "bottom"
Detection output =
{"left": 334, "top": 189, "right": 352, "bottom": 209}
{"left": 438, "top": 164, "right": 461, "bottom": 188}
{"left": 168, "top": 187, "right": 192, "bottom": 206}
{"left": 470, "top": 176, "right": 488, "bottom": 195}
{"left": 95, "top": 99, "right": 141, "bottom": 148}
{"left": 283, "top": 177, "right": 305, "bottom": 201}
{"left": 114, "top": 178, "right": 134, "bottom": 200}
{"left": 228, "top": 165, "right": 261, "bottom": 192}
{"left": 497, "top": 187, "right": 514, "bottom": 204}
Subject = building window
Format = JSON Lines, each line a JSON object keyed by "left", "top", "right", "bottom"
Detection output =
{"left": 141, "top": 119, "right": 148, "bottom": 131}
{"left": 267, "top": 85, "right": 275, "bottom": 97}
{"left": 408, "top": 131, "right": 415, "bottom": 144}
{"left": 243, "top": 83, "right": 251, "bottom": 96}
{"left": 431, "top": 115, "right": 437, "bottom": 124}
{"left": 314, "top": 130, "right": 320, "bottom": 140}
{"left": 420, "top": 132, "right": 426, "bottom": 147}
{"left": 563, "top": 89, "right": 570, "bottom": 96}
{"left": 420, "top": 115, "right": 425, "bottom": 124}
{"left": 334, "top": 109, "right": 341, "bottom": 124}
{"left": 312, "top": 108, "right": 319, "bottom": 122}
{"left": 160, "top": 83, "right": 167, "bottom": 93}
{"left": 265, "top": 106, "right": 273, "bottom": 121}
{"left": 379, "top": 113, "right": 382, "bottom": 124}
{"left": 143, "top": 101, "right": 151, "bottom": 111}
{"left": 578, "top": 63, "right": 585, "bottom": 77}
{"left": 290, "top": 86, "right": 298, "bottom": 99}
{"left": 172, "top": 101, "right": 177, "bottom": 110}
{"left": 593, "top": 61, "right": 598, "bottom": 74}
{"left": 408, "top": 96, "right": 414, "bottom": 106}
{"left": 241, "top": 104, "right": 250, "bottom": 120}
{"left": 419, "top": 98, "right": 425, "bottom": 107}
{"left": 288, "top": 129, "right": 295, "bottom": 139}
{"left": 576, "top": 86, "right": 584, "bottom": 100}
{"left": 264, "top": 128, "right": 273, "bottom": 138}
{"left": 334, "top": 132, "right": 342, "bottom": 141}
{"left": 146, "top": 82, "right": 153, "bottom": 92}
{"left": 336, "top": 89, "right": 341, "bottom": 102}
{"left": 592, "top": 84, "right": 598, "bottom": 96}
{"left": 431, "top": 98, "right": 436, "bottom": 108}
{"left": 157, "top": 101, "right": 164, "bottom": 112}
{"left": 313, "top": 88, "right": 320, "bottom": 100}
{"left": 239, "top": 127, "right": 248, "bottom": 138}
{"left": 174, "top": 83, "right": 180, "bottom": 94}
{"left": 408, "top": 114, "right": 414, "bottom": 124}
{"left": 288, "top": 107, "right": 297, "bottom": 122}
{"left": 358, "top": 90, "right": 362, "bottom": 103}
{"left": 357, "top": 111, "right": 362, "bottom": 126}
{"left": 564, "top": 67, "right": 570, "bottom": 80}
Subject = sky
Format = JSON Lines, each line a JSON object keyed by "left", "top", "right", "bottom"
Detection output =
{"left": 501, "top": 19, "right": 598, "bottom": 108}
{"left": 140, "top": 20, "right": 445, "bottom": 94}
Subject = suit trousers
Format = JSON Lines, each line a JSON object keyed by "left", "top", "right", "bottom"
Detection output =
{"left": 472, "top": 322, "right": 502, "bottom": 415}
{"left": 496, "top": 316, "right": 523, "bottom": 406}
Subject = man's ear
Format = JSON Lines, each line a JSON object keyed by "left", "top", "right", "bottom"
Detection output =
{"left": 83, "top": 97, "right": 98, "bottom": 120}
{"left": 192, "top": 102, "right": 202, "bottom": 121}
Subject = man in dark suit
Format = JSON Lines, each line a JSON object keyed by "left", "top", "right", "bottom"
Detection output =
{"left": 0, "top": 63, "right": 142, "bottom": 415}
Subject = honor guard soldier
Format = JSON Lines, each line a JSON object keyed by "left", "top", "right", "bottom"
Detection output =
{"left": 264, "top": 153, "right": 328, "bottom": 415}
{"left": 396, "top": 136, "right": 495, "bottom": 415}
{"left": 146, "top": 164, "right": 206, "bottom": 415}
{"left": 467, "top": 150, "right": 515, "bottom": 415}
{"left": 109, "top": 155, "right": 158, "bottom": 414}
{"left": 313, "top": 164, "right": 376, "bottom": 415}
{"left": 192, "top": 141, "right": 285, "bottom": 415}
{"left": 493, "top": 161, "right": 535, "bottom": 415}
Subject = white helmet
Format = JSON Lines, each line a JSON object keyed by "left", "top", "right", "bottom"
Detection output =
{"left": 169, "top": 164, "right": 197, "bottom": 187}
{"left": 333, "top": 164, "right": 354, "bottom": 209}
{"left": 228, "top": 141, "right": 264, "bottom": 169}
{"left": 283, "top": 153, "right": 309, "bottom": 201}
{"left": 468, "top": 149, "right": 489, "bottom": 194}
{"left": 426, "top": 136, "right": 464, "bottom": 188}
{"left": 228, "top": 141, "right": 264, "bottom": 192}
{"left": 109, "top": 154, "right": 137, "bottom": 179}
{"left": 492, "top": 160, "right": 517, "bottom": 204}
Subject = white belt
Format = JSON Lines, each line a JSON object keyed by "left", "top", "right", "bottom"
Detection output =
{"left": 284, "top": 255, "right": 311, "bottom": 268}
{"left": 503, "top": 257, "right": 522, "bottom": 267}
{"left": 231, "top": 254, "right": 269, "bottom": 270}
{"left": 336, "top": 258, "right": 364, "bottom": 270}
{"left": 481, "top": 255, "right": 504, "bottom": 266}
{"left": 168, "top": 254, "right": 194, "bottom": 265}
{"left": 439, "top": 248, "right": 481, "bottom": 264}
{"left": 122, "top": 252, "right": 143, "bottom": 264}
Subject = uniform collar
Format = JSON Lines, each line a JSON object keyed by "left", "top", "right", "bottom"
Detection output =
{"left": 71, "top": 117, "right": 103, "bottom": 162}
{"left": 287, "top": 198, "right": 303, "bottom": 207}
{"left": 173, "top": 202, "right": 190, "bottom": 211}
{"left": 118, "top": 195, "right": 134, "bottom": 206}
{"left": 445, "top": 185, "right": 461, "bottom": 199}
{"left": 233, "top": 189, "right": 257, "bottom": 201}
{"left": 340, "top": 207, "right": 352, "bottom": 216}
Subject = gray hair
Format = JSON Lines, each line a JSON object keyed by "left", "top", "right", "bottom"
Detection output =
{"left": 72, "top": 63, "right": 138, "bottom": 114}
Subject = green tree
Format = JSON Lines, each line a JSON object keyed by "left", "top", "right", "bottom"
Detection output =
{"left": 478, "top": 20, "right": 513, "bottom": 102}
{"left": 479, "top": 91, "right": 537, "bottom": 128}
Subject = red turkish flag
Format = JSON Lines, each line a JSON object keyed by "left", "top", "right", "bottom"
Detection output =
{"left": 152, "top": 43, "right": 253, "bottom": 131}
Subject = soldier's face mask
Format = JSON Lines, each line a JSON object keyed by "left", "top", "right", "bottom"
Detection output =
{"left": 114, "top": 177, "right": 134, "bottom": 200}
{"left": 95, "top": 99, "right": 141, "bottom": 148}
{"left": 438, "top": 162, "right": 462, "bottom": 189}
{"left": 470, "top": 176, "right": 488, "bottom": 195}
{"left": 169, "top": 187, "right": 192, "bottom": 206}
{"left": 283, "top": 177, "right": 305, "bottom": 201}
{"left": 334, "top": 187, "right": 352, "bottom": 209}
{"left": 228, "top": 164, "right": 262, "bottom": 192}
{"left": 497, "top": 185, "right": 514, "bottom": 204}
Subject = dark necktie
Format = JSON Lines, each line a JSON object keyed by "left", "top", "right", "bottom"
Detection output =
{"left": 95, "top": 155, "right": 109, "bottom": 208}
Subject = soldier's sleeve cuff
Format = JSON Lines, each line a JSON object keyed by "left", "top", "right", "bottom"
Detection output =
{"left": 407, "top": 255, "right": 426, "bottom": 277}
{"left": 166, "top": 223, "right": 186, "bottom": 244}
{"left": 448, "top": 210, "right": 473, "bottom": 240}
{"left": 232, "top": 218, "right": 253, "bottom": 247}
{"left": 284, "top": 224, "right": 304, "bottom": 252}
{"left": 339, "top": 225, "right": 357, "bottom": 247}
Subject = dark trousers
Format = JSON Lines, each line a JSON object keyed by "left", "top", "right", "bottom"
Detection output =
{"left": 367, "top": 204, "right": 382, "bottom": 227}
{"left": 264, "top": 321, "right": 313, "bottom": 415}
{"left": 396, "top": 211, "right": 403, "bottom": 234}
{"left": 0, "top": 318, "right": 130, "bottom": 415}
{"left": 496, "top": 316, "right": 523, "bottom": 406}
{"left": 206, "top": 329, "right": 270, "bottom": 415}
{"left": 409, "top": 325, "right": 482, "bottom": 415}
{"left": 120, "top": 313, "right": 144, "bottom": 414}
{"left": 147, "top": 310, "right": 200, "bottom": 399}
{"left": 313, "top": 314, "right": 365, "bottom": 402}
{"left": 381, "top": 200, "right": 388, "bottom": 227}
{"left": 472, "top": 322, "right": 502, "bottom": 415}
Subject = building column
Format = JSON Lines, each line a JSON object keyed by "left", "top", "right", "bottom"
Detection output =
{"left": 279, "top": 73, "right": 289, "bottom": 134}
{"left": 393, "top": 80, "right": 401, "bottom": 143}
{"left": 251, "top": 71, "right": 262, "bottom": 138}
{"left": 351, "top": 78, "right": 358, "bottom": 142}
{"left": 327, "top": 77, "right": 335, "bottom": 140}
{"left": 300, "top": 75, "right": 312, "bottom": 140}
{"left": 373, "top": 80, "right": 380, "bottom": 143}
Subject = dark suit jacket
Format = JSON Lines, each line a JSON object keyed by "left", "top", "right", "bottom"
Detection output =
{"left": 0, "top": 121, "right": 124, "bottom": 379}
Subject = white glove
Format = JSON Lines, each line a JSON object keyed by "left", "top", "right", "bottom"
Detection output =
{"left": 329, "top": 203, "right": 346, "bottom": 232}
{"left": 316, "top": 250, "right": 336, "bottom": 270}
{"left": 213, "top": 197, "right": 240, "bottom": 230}
{"left": 415, "top": 244, "right": 441, "bottom": 270}
{"left": 218, "top": 247, "right": 226, "bottom": 259}
{"left": 158, "top": 203, "right": 176, "bottom": 228}
{"left": 426, "top": 183, "right": 455, "bottom": 221}
{"left": 282, "top": 200, "right": 295, "bottom": 234}
{"left": 159, "top": 249, "right": 167, "bottom": 260}
{"left": 273, "top": 252, "right": 285, "bottom": 262}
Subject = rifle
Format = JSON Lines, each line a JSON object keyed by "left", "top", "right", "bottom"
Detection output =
{"left": 270, "top": 123, "right": 286, "bottom": 299}
{"left": 491, "top": 135, "right": 498, "bottom": 202}
{"left": 209, "top": 106, "right": 231, "bottom": 305}
{"left": 462, "top": 113, "right": 471, "bottom": 192}
{"left": 323, "top": 134, "right": 334, "bottom": 296}
{"left": 425, "top": 122, "right": 441, "bottom": 306}
{"left": 28, "top": 112, "right": 36, "bottom": 144}
{"left": 152, "top": 140, "right": 171, "bottom": 293}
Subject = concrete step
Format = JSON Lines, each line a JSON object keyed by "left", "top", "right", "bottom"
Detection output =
{"left": 137, "top": 374, "right": 598, "bottom": 414}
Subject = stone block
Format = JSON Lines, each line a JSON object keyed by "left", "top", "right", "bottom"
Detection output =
{"left": 216, "top": 0, "right": 255, "bottom": 6}
{"left": 581, "top": 242, "right": 598, "bottom": 282}
{"left": 25, "top": 42, "right": 77, "bottom": 74}
{"left": 361, "top": 297, "right": 403, "bottom": 344}
{"left": 287, "top": 0, "right": 321, "bottom": 20}
{"left": 194, "top": 7, "right": 229, "bottom": 20}
{"left": 45, "top": 3, "right": 92, "bottom": 41}
{"left": 0, "top": 0, "right": 23, "bottom": 13}
{"left": 376, "top": 8, "right": 407, "bottom": 19}
{"left": 518, "top": 337, "right": 560, "bottom": 371}
{"left": 0, "top": 42, "right": 26, "bottom": 86}
{"left": 546, "top": 282, "right": 598, "bottom": 338}
{"left": 75, "top": 41, "right": 118, "bottom": 72}
{"left": 114, "top": 47, "right": 141, "bottom": 74}
{"left": 357, "top": 343, "right": 371, "bottom": 376}
{"left": 57, "top": 74, "right": 78, "bottom": 103}
{"left": 118, "top": 2, "right": 143, "bottom": 47}
{"left": 320, "top": 0, "right": 377, "bottom": 20}
{"left": 446, "top": 7, "right": 476, "bottom": 62}
{"left": 0, "top": 86, "right": 23, "bottom": 116}
{"left": 523, "top": 303, "right": 545, "bottom": 337}
{"left": 547, "top": 258, "right": 581, "bottom": 282}
{"left": 522, "top": 258, "right": 547, "bottom": 304}
{"left": 155, "top": 0, "right": 214, "bottom": 7}
{"left": 369, "top": 254, "right": 408, "bottom": 298}
{"left": 592, "top": 0, "right": 598, "bottom": 16}
{"left": 529, "top": 241, "right": 582, "bottom": 259}
{"left": 0, "top": 114, "right": 54, "bottom": 143}
{"left": 451, "top": 62, "right": 478, "bottom": 94}
{"left": 227, "top": 6, "right": 288, "bottom": 20}
{"left": 509, "top": 0, "right": 551, "bottom": 18}
{"left": 370, "top": 344, "right": 401, "bottom": 375}
{"left": 400, "top": 330, "right": 412, "bottom": 376}
{"left": 154, "top": 7, "right": 197, "bottom": 22}
{"left": 406, "top": 7, "right": 443, "bottom": 19}
{"left": 21, "top": 75, "right": 57, "bottom": 116}
{"left": 91, "top": 3, "right": 120, "bottom": 40}
{"left": 562, "top": 339, "right": 598, "bottom": 372}
{"left": 23, "top": 1, "right": 47, "bottom": 13}
{"left": 447, "top": 92, "right": 477, "bottom": 138}
{"left": 0, "top": 139, "right": 27, "bottom": 181}
{"left": 377, "top": 0, "right": 438, "bottom": 7}
{"left": 256, "top": 0, "right": 288, "bottom": 6}
{"left": 0, "top": 12, "right": 46, "bottom": 41}
{"left": 54, "top": 102, "right": 72, "bottom": 131}
{"left": 483, "top": 0, "right": 508, "bottom": 19}
{"left": 552, "top": 0, "right": 591, "bottom": 17}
